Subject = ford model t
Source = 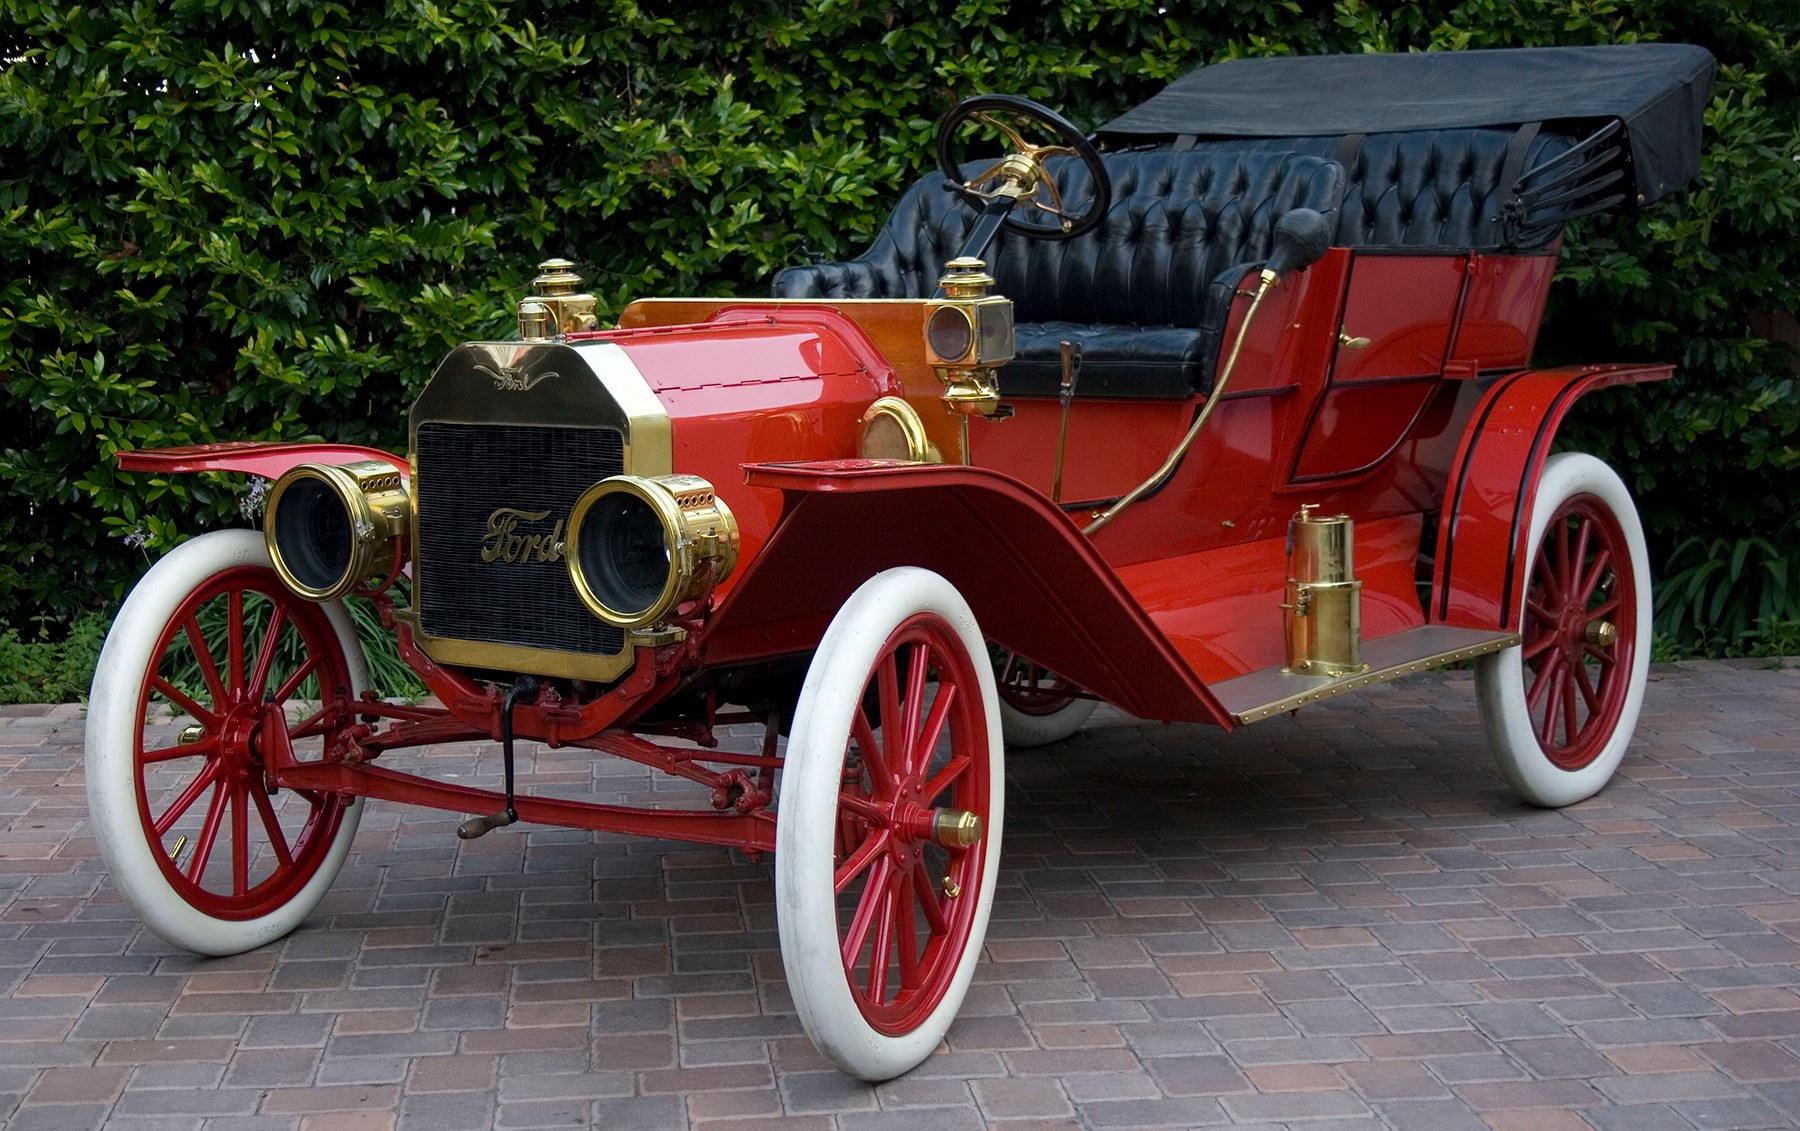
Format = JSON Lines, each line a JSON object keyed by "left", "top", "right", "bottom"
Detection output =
{"left": 87, "top": 45, "right": 1715, "bottom": 1079}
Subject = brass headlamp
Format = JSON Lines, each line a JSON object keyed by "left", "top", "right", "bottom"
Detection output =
{"left": 925, "top": 257, "right": 1014, "bottom": 417}
{"left": 566, "top": 474, "right": 739, "bottom": 629}
{"left": 264, "top": 460, "right": 411, "bottom": 601}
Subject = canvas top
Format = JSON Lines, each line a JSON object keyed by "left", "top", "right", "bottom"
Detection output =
{"left": 1097, "top": 44, "right": 1716, "bottom": 204}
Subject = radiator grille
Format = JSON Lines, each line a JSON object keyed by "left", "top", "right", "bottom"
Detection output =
{"left": 415, "top": 422, "right": 626, "bottom": 658}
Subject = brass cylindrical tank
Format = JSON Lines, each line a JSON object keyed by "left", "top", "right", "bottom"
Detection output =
{"left": 1283, "top": 505, "right": 1367, "bottom": 676}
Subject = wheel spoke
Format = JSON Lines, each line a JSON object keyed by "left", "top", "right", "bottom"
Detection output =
{"left": 152, "top": 759, "right": 223, "bottom": 837}
{"left": 899, "top": 643, "right": 930, "bottom": 775}
{"left": 150, "top": 675, "right": 217, "bottom": 727}
{"left": 1522, "top": 631, "right": 1558, "bottom": 661}
{"left": 866, "top": 867, "right": 899, "bottom": 1003}
{"left": 182, "top": 616, "right": 229, "bottom": 707}
{"left": 271, "top": 655, "right": 322, "bottom": 706}
{"left": 1555, "top": 519, "right": 1574, "bottom": 598}
{"left": 958, "top": 156, "right": 1008, "bottom": 194}
{"left": 247, "top": 602, "right": 290, "bottom": 701}
{"left": 841, "top": 854, "right": 892, "bottom": 968}
{"left": 1561, "top": 665, "right": 1580, "bottom": 744}
{"left": 186, "top": 777, "right": 230, "bottom": 882}
{"left": 1577, "top": 547, "right": 1613, "bottom": 607}
{"left": 912, "top": 682, "right": 958, "bottom": 780}
{"left": 1036, "top": 170, "right": 1068, "bottom": 220}
{"left": 834, "top": 828, "right": 891, "bottom": 894}
{"left": 1574, "top": 659, "right": 1602, "bottom": 715}
{"left": 878, "top": 650, "right": 902, "bottom": 768}
{"left": 894, "top": 867, "right": 920, "bottom": 993}
{"left": 1525, "top": 594, "right": 1558, "bottom": 626}
{"left": 851, "top": 708, "right": 890, "bottom": 793}
{"left": 912, "top": 863, "right": 949, "bottom": 936}
{"left": 142, "top": 735, "right": 220, "bottom": 764}
{"left": 230, "top": 780, "right": 250, "bottom": 896}
{"left": 838, "top": 792, "right": 887, "bottom": 826}
{"left": 1569, "top": 518, "right": 1594, "bottom": 602}
{"left": 1538, "top": 667, "right": 1565, "bottom": 746}
{"left": 250, "top": 783, "right": 294, "bottom": 868}
{"left": 972, "top": 111, "right": 1033, "bottom": 154}
{"left": 921, "top": 754, "right": 971, "bottom": 803}
{"left": 1525, "top": 649, "right": 1563, "bottom": 712}
{"left": 288, "top": 703, "right": 338, "bottom": 741}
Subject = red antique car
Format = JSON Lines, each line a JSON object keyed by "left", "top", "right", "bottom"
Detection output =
{"left": 87, "top": 44, "right": 1715, "bottom": 1079}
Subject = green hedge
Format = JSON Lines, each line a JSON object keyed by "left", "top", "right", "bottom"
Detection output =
{"left": 2, "top": 1, "right": 1796, "bottom": 647}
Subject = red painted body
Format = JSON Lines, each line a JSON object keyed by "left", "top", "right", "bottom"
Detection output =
{"left": 115, "top": 233, "right": 1672, "bottom": 850}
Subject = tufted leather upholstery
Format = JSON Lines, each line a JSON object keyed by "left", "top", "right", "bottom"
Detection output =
{"left": 774, "top": 149, "right": 1346, "bottom": 398}
{"left": 772, "top": 128, "right": 1569, "bottom": 399}
{"left": 1214, "top": 130, "right": 1575, "bottom": 248}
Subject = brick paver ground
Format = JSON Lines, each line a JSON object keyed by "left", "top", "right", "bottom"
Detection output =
{"left": 2, "top": 659, "right": 1798, "bottom": 1129}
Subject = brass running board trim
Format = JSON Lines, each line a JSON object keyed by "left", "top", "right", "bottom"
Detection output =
{"left": 1214, "top": 625, "right": 1519, "bottom": 725}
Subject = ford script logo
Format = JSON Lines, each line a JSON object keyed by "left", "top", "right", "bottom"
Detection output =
{"left": 475, "top": 364, "right": 558, "bottom": 393}
{"left": 481, "top": 508, "right": 566, "bottom": 564}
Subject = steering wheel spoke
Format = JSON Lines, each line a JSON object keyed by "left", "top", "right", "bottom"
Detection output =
{"left": 937, "top": 94, "right": 1112, "bottom": 244}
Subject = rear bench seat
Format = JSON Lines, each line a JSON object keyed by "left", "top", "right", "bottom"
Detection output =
{"left": 772, "top": 128, "right": 1571, "bottom": 400}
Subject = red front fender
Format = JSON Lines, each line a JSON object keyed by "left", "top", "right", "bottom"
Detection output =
{"left": 702, "top": 460, "right": 1234, "bottom": 727}
{"left": 1431, "top": 363, "right": 1672, "bottom": 631}
{"left": 116, "top": 441, "right": 409, "bottom": 480}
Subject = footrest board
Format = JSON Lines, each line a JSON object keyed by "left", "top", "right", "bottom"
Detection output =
{"left": 1212, "top": 625, "right": 1519, "bottom": 725}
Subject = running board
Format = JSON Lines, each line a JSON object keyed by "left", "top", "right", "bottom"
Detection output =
{"left": 1213, "top": 625, "right": 1519, "bottom": 725}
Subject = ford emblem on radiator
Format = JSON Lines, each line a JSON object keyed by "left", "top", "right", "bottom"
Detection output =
{"left": 475, "top": 364, "right": 558, "bottom": 392}
{"left": 481, "top": 507, "right": 566, "bottom": 564}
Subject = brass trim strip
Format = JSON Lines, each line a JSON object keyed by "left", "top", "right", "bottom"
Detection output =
{"left": 395, "top": 609, "right": 642, "bottom": 683}
{"left": 1220, "top": 627, "right": 1520, "bottom": 725}
{"left": 572, "top": 341, "right": 674, "bottom": 478}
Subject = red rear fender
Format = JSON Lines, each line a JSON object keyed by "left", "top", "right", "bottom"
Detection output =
{"left": 1431, "top": 364, "right": 1672, "bottom": 630}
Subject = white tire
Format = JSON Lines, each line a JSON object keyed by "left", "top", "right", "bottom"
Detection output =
{"left": 777, "top": 568, "right": 1003, "bottom": 1081}
{"left": 993, "top": 649, "right": 1098, "bottom": 747}
{"left": 1476, "top": 453, "right": 1651, "bottom": 807}
{"left": 87, "top": 529, "right": 367, "bottom": 955}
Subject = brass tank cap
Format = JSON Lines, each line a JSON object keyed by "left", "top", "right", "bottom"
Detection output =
{"left": 533, "top": 258, "right": 583, "bottom": 296}
{"left": 938, "top": 257, "right": 995, "bottom": 298}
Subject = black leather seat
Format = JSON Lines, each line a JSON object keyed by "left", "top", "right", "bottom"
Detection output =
{"left": 773, "top": 148, "right": 1347, "bottom": 399}
{"left": 1214, "top": 129, "right": 1576, "bottom": 248}
{"left": 771, "top": 128, "right": 1572, "bottom": 399}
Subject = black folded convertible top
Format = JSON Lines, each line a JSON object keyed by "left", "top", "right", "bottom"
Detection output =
{"left": 1099, "top": 44, "right": 1715, "bottom": 204}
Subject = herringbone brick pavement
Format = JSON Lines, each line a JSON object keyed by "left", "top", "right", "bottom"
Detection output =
{"left": 1, "top": 659, "right": 1797, "bottom": 1129}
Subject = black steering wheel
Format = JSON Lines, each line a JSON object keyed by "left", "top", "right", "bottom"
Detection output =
{"left": 935, "top": 94, "right": 1111, "bottom": 242}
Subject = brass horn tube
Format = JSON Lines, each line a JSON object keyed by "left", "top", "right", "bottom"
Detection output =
{"left": 1083, "top": 270, "right": 1277, "bottom": 536}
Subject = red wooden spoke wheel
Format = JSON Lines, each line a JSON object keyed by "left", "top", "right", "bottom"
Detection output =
{"left": 834, "top": 614, "right": 990, "bottom": 1033}
{"left": 779, "top": 568, "right": 1003, "bottom": 1081}
{"left": 996, "top": 651, "right": 1080, "bottom": 716}
{"left": 993, "top": 649, "right": 1097, "bottom": 748}
{"left": 1518, "top": 495, "right": 1637, "bottom": 770}
{"left": 87, "top": 531, "right": 366, "bottom": 955}
{"left": 1477, "top": 454, "right": 1651, "bottom": 808}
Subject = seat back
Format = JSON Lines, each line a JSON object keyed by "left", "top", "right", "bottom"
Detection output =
{"left": 772, "top": 147, "right": 1346, "bottom": 329}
